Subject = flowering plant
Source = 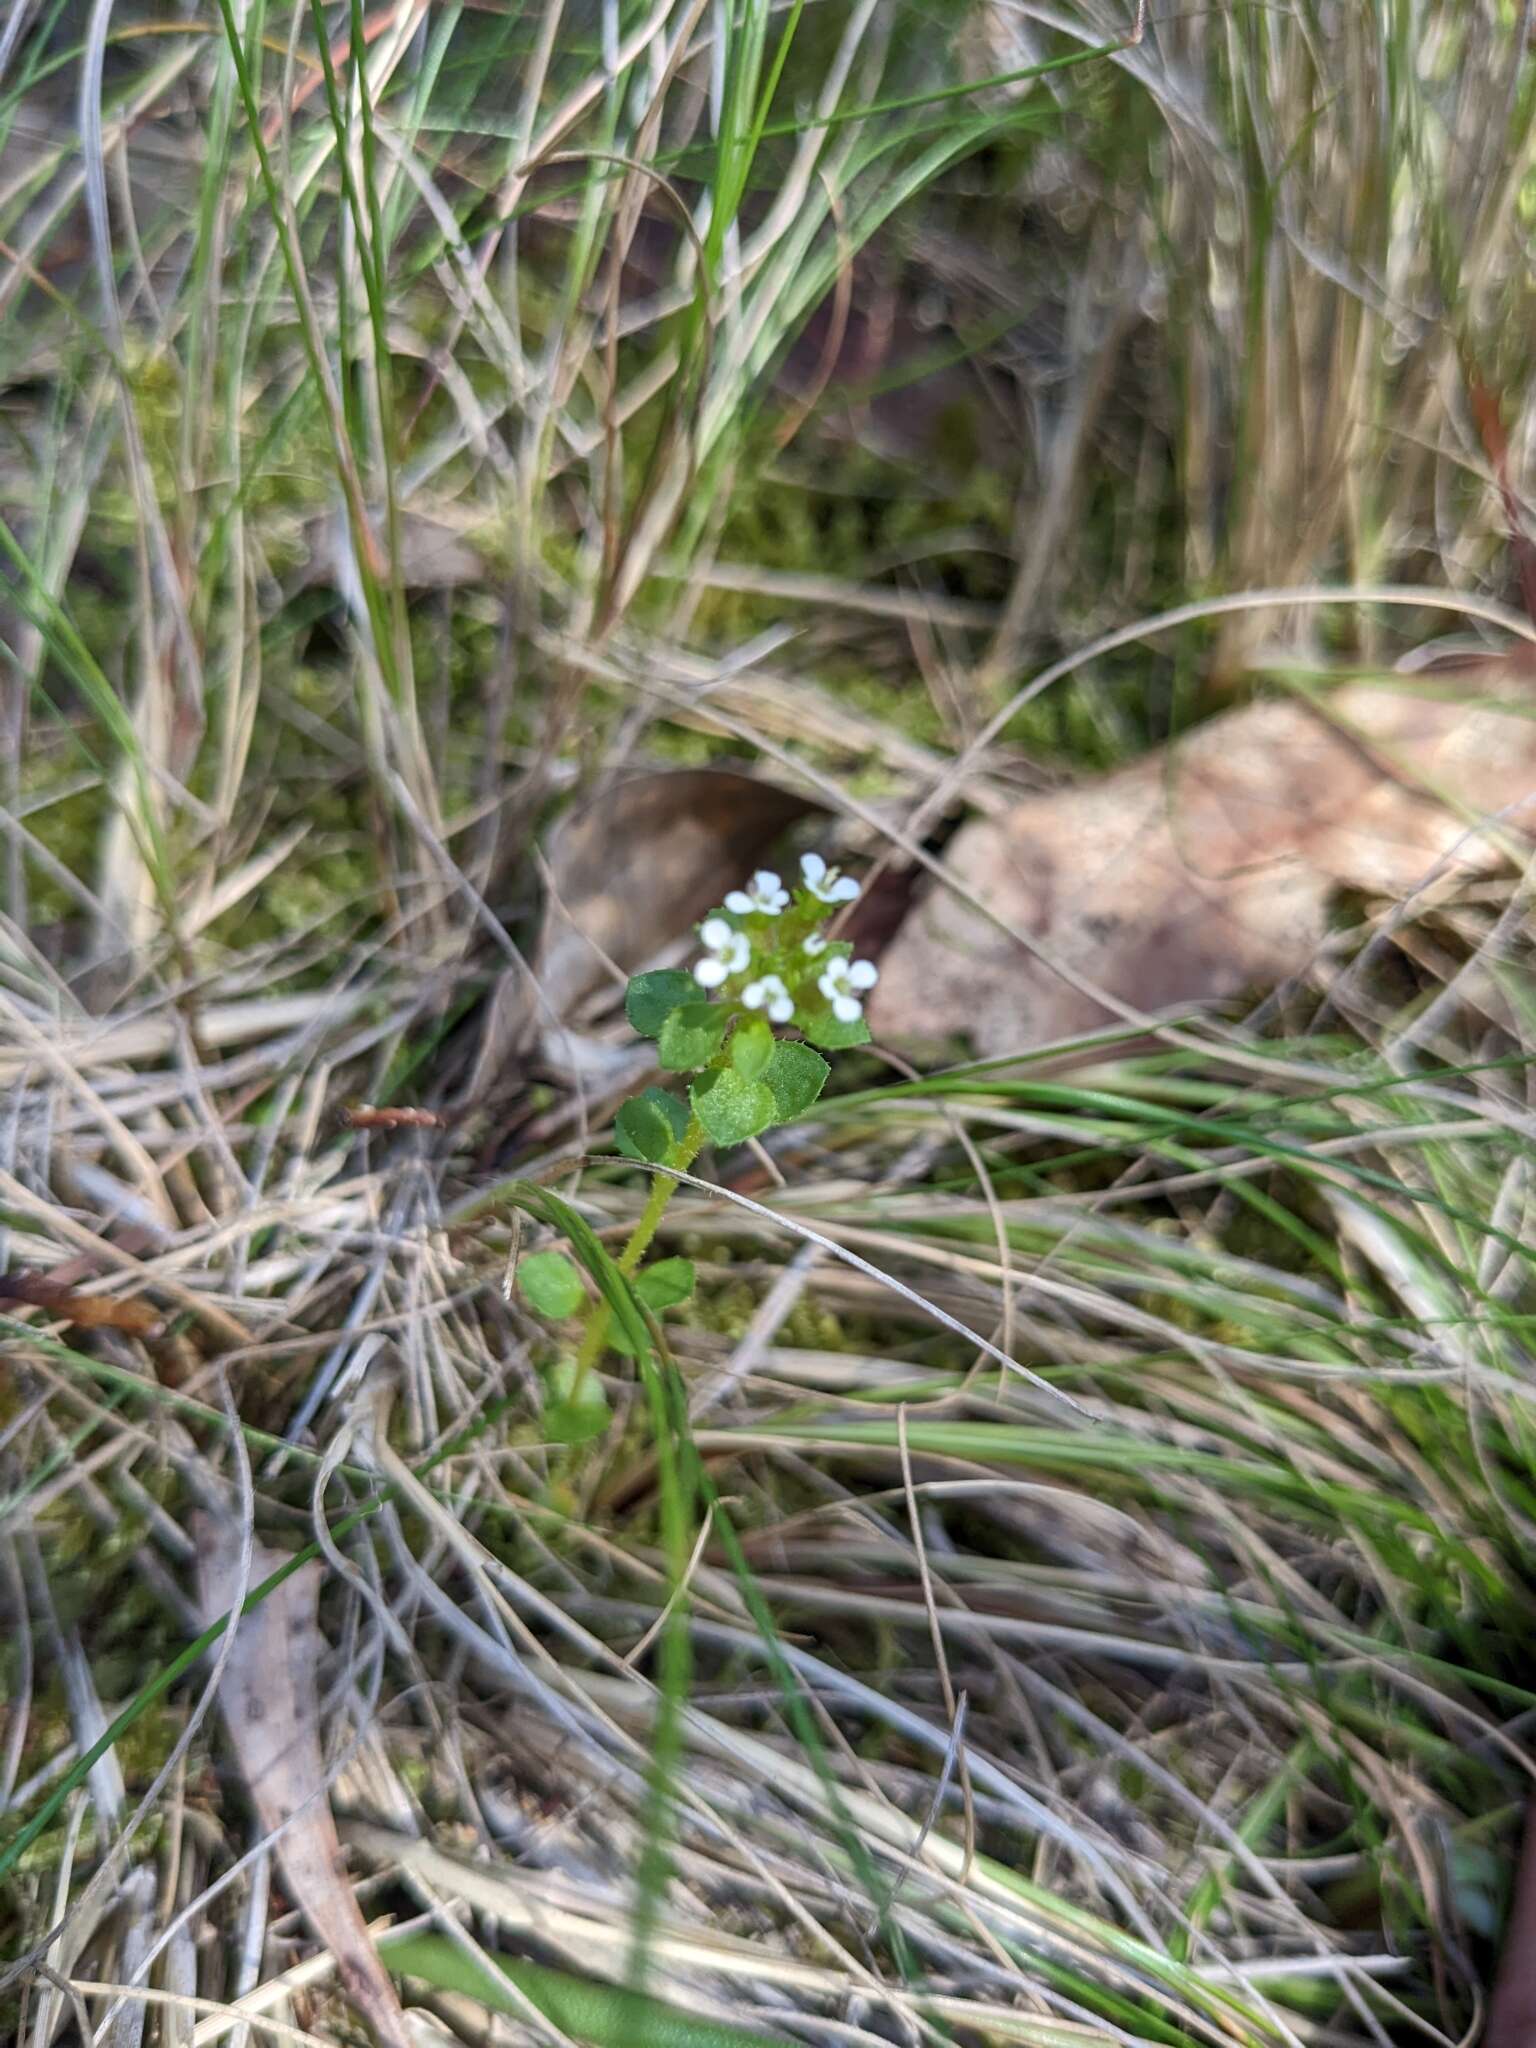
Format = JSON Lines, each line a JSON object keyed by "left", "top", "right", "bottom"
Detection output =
{"left": 622, "top": 849, "right": 879, "bottom": 1151}
{"left": 517, "top": 852, "right": 877, "bottom": 1441}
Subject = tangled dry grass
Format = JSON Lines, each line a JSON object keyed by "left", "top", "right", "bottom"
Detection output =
{"left": 6, "top": 2, "right": 1536, "bottom": 2045}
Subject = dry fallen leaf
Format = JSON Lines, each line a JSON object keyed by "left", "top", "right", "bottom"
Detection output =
{"left": 536, "top": 766, "right": 822, "bottom": 1019}
{"left": 0, "top": 1269, "right": 159, "bottom": 1335}
{"left": 872, "top": 668, "right": 1536, "bottom": 1053}
{"left": 197, "top": 1517, "right": 412, "bottom": 2048}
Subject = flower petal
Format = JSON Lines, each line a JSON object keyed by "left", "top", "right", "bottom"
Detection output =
{"left": 803, "top": 934, "right": 828, "bottom": 957}
{"left": 828, "top": 875, "right": 860, "bottom": 902}
{"left": 695, "top": 959, "right": 727, "bottom": 987}
{"left": 847, "top": 959, "right": 878, "bottom": 990}
{"left": 831, "top": 994, "right": 861, "bottom": 1023}
{"left": 701, "top": 916, "right": 731, "bottom": 946}
{"left": 722, "top": 891, "right": 753, "bottom": 916}
{"left": 800, "top": 852, "right": 827, "bottom": 885}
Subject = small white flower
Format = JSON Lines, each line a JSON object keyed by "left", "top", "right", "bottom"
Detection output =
{"left": 742, "top": 974, "right": 795, "bottom": 1023}
{"left": 800, "top": 851, "right": 860, "bottom": 904}
{"left": 724, "top": 869, "right": 789, "bottom": 917}
{"left": 802, "top": 934, "right": 828, "bottom": 958}
{"left": 694, "top": 916, "right": 751, "bottom": 988}
{"left": 817, "top": 954, "right": 878, "bottom": 1024}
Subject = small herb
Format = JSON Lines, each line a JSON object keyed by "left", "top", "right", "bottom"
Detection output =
{"left": 520, "top": 851, "right": 878, "bottom": 1426}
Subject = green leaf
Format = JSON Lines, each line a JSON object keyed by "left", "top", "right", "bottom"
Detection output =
{"left": 636, "top": 1257, "right": 696, "bottom": 1310}
{"left": 542, "top": 1358, "right": 610, "bottom": 1445}
{"left": 496, "top": 1184, "right": 652, "bottom": 1363}
{"left": 615, "top": 1087, "right": 690, "bottom": 1163}
{"left": 518, "top": 1250, "right": 586, "bottom": 1319}
{"left": 691, "top": 1067, "right": 777, "bottom": 1146}
{"left": 658, "top": 1002, "right": 729, "bottom": 1072}
{"left": 625, "top": 970, "right": 697, "bottom": 1040}
{"left": 730, "top": 1014, "right": 775, "bottom": 1081}
{"left": 611, "top": 1256, "right": 698, "bottom": 1355}
{"left": 545, "top": 1358, "right": 602, "bottom": 1404}
{"left": 763, "top": 1039, "right": 830, "bottom": 1121}
{"left": 802, "top": 1006, "right": 872, "bottom": 1052}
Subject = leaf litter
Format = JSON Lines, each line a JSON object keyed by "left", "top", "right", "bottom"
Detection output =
{"left": 536, "top": 768, "right": 821, "bottom": 1023}
{"left": 194, "top": 1513, "right": 413, "bottom": 2048}
{"left": 874, "top": 660, "right": 1536, "bottom": 1051}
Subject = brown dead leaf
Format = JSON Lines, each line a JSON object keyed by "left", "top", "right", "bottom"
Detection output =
{"left": 536, "top": 767, "right": 821, "bottom": 1019}
{"left": 0, "top": 1269, "right": 158, "bottom": 1335}
{"left": 872, "top": 668, "right": 1536, "bottom": 1054}
{"left": 197, "top": 1518, "right": 412, "bottom": 2048}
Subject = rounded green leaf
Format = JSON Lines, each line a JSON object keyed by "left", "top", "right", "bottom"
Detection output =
{"left": 517, "top": 1249, "right": 586, "bottom": 1319}
{"left": 691, "top": 1067, "right": 777, "bottom": 1146}
{"left": 625, "top": 969, "right": 697, "bottom": 1040}
{"left": 548, "top": 1402, "right": 609, "bottom": 1447}
{"left": 615, "top": 1087, "right": 689, "bottom": 1163}
{"left": 546, "top": 1357, "right": 604, "bottom": 1403}
{"left": 730, "top": 1014, "right": 775, "bottom": 1081}
{"left": 802, "top": 1006, "right": 872, "bottom": 1052}
{"left": 610, "top": 1256, "right": 698, "bottom": 1356}
{"left": 543, "top": 1358, "right": 610, "bottom": 1444}
{"left": 657, "top": 1002, "right": 730, "bottom": 1072}
{"left": 635, "top": 1256, "right": 696, "bottom": 1310}
{"left": 763, "top": 1040, "right": 829, "bottom": 1122}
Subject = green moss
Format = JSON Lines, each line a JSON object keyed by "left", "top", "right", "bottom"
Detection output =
{"left": 782, "top": 1298, "right": 850, "bottom": 1351}
{"left": 610, "top": 429, "right": 1016, "bottom": 771}
{"left": 14, "top": 746, "right": 107, "bottom": 929}
{"left": 643, "top": 722, "right": 727, "bottom": 768}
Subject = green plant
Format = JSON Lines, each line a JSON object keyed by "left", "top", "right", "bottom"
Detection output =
{"left": 517, "top": 851, "right": 877, "bottom": 1440}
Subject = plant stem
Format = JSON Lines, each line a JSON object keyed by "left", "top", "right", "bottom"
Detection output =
{"left": 572, "top": 1115, "right": 704, "bottom": 1375}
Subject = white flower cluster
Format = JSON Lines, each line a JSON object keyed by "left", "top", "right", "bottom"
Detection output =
{"left": 690, "top": 852, "right": 879, "bottom": 1027}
